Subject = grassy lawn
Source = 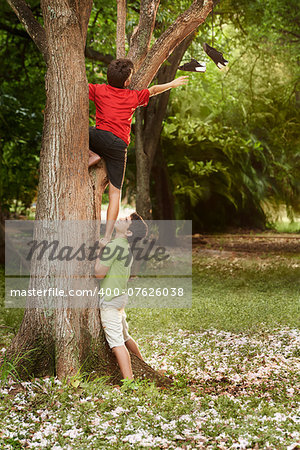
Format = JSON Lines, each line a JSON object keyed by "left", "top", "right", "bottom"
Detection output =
{"left": 0, "top": 244, "right": 299, "bottom": 449}
{"left": 130, "top": 252, "right": 300, "bottom": 334}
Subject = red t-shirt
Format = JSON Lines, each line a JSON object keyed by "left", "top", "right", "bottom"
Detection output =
{"left": 89, "top": 84, "right": 150, "bottom": 146}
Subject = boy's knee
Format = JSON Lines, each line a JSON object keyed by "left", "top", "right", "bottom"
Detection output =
{"left": 112, "top": 344, "right": 128, "bottom": 353}
{"left": 109, "top": 183, "right": 121, "bottom": 193}
{"left": 110, "top": 189, "right": 121, "bottom": 197}
{"left": 109, "top": 188, "right": 121, "bottom": 200}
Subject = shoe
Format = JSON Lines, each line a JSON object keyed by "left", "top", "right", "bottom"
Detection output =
{"left": 89, "top": 150, "right": 101, "bottom": 168}
{"left": 202, "top": 43, "right": 228, "bottom": 69}
{"left": 178, "top": 58, "right": 206, "bottom": 72}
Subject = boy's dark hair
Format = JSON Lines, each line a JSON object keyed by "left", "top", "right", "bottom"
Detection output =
{"left": 107, "top": 59, "right": 134, "bottom": 88}
{"left": 127, "top": 212, "right": 148, "bottom": 245}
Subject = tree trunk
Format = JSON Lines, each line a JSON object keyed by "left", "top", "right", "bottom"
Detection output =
{"left": 116, "top": 0, "right": 126, "bottom": 59}
{"left": 4, "top": 0, "right": 170, "bottom": 386}
{"left": 152, "top": 143, "right": 175, "bottom": 221}
{"left": 135, "top": 108, "right": 152, "bottom": 219}
{"left": 130, "top": 0, "right": 213, "bottom": 89}
{"left": 151, "top": 143, "right": 177, "bottom": 245}
{"left": 128, "top": 1, "right": 213, "bottom": 220}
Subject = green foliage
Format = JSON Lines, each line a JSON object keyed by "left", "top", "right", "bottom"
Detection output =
{"left": 86, "top": 2, "right": 117, "bottom": 86}
{"left": 0, "top": 92, "right": 42, "bottom": 214}
{"left": 161, "top": 1, "right": 300, "bottom": 230}
{"left": 0, "top": 352, "right": 21, "bottom": 383}
{"left": 0, "top": 2, "right": 45, "bottom": 216}
{"left": 272, "top": 221, "right": 300, "bottom": 233}
{"left": 0, "top": 348, "right": 36, "bottom": 384}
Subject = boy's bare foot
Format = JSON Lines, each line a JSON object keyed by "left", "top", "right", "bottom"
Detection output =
{"left": 89, "top": 150, "right": 101, "bottom": 167}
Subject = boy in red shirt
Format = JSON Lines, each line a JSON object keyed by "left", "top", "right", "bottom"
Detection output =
{"left": 89, "top": 59, "right": 188, "bottom": 243}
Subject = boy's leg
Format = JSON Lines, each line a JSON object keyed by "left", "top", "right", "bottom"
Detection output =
{"left": 100, "top": 302, "right": 134, "bottom": 379}
{"left": 88, "top": 127, "right": 101, "bottom": 167}
{"left": 103, "top": 182, "right": 121, "bottom": 241}
{"left": 112, "top": 345, "right": 133, "bottom": 380}
{"left": 89, "top": 150, "right": 101, "bottom": 167}
{"left": 89, "top": 128, "right": 126, "bottom": 241}
{"left": 125, "top": 338, "right": 144, "bottom": 361}
{"left": 121, "top": 308, "right": 144, "bottom": 361}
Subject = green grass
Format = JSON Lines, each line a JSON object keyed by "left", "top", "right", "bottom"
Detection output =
{"left": 0, "top": 267, "right": 24, "bottom": 349}
{"left": 128, "top": 253, "right": 300, "bottom": 334}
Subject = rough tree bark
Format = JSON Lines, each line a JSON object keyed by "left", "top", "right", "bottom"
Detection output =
{"left": 116, "top": 0, "right": 126, "bottom": 59}
{"left": 4, "top": 0, "right": 169, "bottom": 385}
{"left": 4, "top": 0, "right": 213, "bottom": 383}
{"left": 127, "top": 0, "right": 160, "bottom": 70}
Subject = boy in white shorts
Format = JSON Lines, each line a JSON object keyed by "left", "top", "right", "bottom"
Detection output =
{"left": 95, "top": 212, "right": 148, "bottom": 381}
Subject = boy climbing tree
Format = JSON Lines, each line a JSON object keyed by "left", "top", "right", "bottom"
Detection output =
{"left": 88, "top": 58, "right": 188, "bottom": 244}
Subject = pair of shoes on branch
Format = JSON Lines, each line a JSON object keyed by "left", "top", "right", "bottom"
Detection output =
{"left": 178, "top": 58, "right": 206, "bottom": 72}
{"left": 178, "top": 44, "right": 228, "bottom": 73}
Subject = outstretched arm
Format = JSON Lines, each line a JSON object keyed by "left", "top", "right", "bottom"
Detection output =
{"left": 148, "top": 76, "right": 189, "bottom": 97}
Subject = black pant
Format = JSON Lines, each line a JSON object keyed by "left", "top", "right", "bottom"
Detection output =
{"left": 89, "top": 127, "right": 127, "bottom": 190}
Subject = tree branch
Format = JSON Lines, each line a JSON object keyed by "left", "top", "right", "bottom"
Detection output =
{"left": 0, "top": 20, "right": 113, "bottom": 65}
{"left": 276, "top": 28, "right": 300, "bottom": 40}
{"left": 69, "top": 0, "right": 93, "bottom": 43}
{"left": 131, "top": 0, "right": 213, "bottom": 89}
{"left": 6, "top": 0, "right": 48, "bottom": 60}
{"left": 116, "top": 0, "right": 126, "bottom": 58}
{"left": 85, "top": 47, "right": 114, "bottom": 65}
{"left": 127, "top": 0, "right": 160, "bottom": 70}
{"left": 0, "top": 21, "right": 29, "bottom": 38}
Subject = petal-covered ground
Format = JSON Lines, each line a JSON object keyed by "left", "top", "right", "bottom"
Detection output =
{"left": 0, "top": 326, "right": 299, "bottom": 449}
{"left": 0, "top": 237, "right": 299, "bottom": 449}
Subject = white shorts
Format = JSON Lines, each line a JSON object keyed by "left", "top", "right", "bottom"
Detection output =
{"left": 99, "top": 294, "right": 131, "bottom": 349}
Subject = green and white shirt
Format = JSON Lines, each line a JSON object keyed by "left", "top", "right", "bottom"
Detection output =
{"left": 100, "top": 237, "right": 133, "bottom": 301}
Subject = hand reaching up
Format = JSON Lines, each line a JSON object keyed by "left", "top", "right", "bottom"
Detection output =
{"left": 171, "top": 76, "right": 189, "bottom": 88}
